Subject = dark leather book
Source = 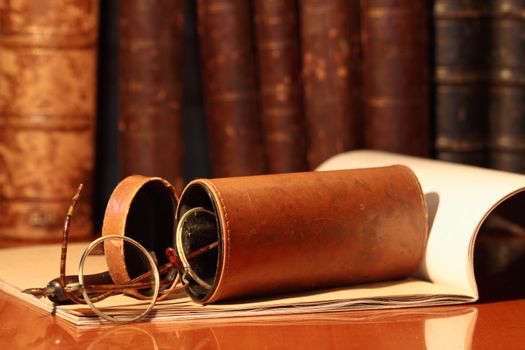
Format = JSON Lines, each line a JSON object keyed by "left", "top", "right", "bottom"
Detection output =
{"left": 253, "top": 0, "right": 308, "bottom": 173}
{"left": 197, "top": 0, "right": 266, "bottom": 177}
{"left": 347, "top": 0, "right": 363, "bottom": 148}
{"left": 488, "top": 0, "right": 525, "bottom": 173}
{"left": 434, "top": 0, "right": 490, "bottom": 166}
{"left": 118, "top": 0, "right": 185, "bottom": 189}
{"left": 361, "top": 0, "right": 430, "bottom": 156}
{"left": 299, "top": 0, "right": 362, "bottom": 169}
{"left": 0, "top": 0, "right": 99, "bottom": 241}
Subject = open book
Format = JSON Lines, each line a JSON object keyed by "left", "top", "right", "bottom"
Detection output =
{"left": 0, "top": 150, "right": 524, "bottom": 326}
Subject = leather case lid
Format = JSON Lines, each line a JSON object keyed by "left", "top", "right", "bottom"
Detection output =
{"left": 101, "top": 175, "right": 178, "bottom": 283}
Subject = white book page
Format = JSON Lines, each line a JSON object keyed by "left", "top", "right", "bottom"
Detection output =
{"left": 318, "top": 150, "right": 525, "bottom": 300}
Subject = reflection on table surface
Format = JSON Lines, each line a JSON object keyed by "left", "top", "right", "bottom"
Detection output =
{"left": 1, "top": 228, "right": 524, "bottom": 349}
{"left": 1, "top": 290, "right": 524, "bottom": 350}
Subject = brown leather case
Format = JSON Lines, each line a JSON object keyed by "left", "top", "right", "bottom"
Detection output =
{"left": 177, "top": 166, "right": 427, "bottom": 303}
{"left": 118, "top": 0, "right": 184, "bottom": 188}
{"left": 0, "top": 0, "right": 99, "bottom": 240}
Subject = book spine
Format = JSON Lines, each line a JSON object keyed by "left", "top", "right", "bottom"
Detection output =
{"left": 434, "top": 0, "right": 490, "bottom": 166}
{"left": 0, "top": 0, "right": 99, "bottom": 240}
{"left": 253, "top": 0, "right": 308, "bottom": 173}
{"left": 488, "top": 0, "right": 525, "bottom": 173}
{"left": 197, "top": 0, "right": 266, "bottom": 177}
{"left": 299, "top": 0, "right": 362, "bottom": 169}
{"left": 118, "top": 0, "right": 185, "bottom": 188}
{"left": 361, "top": 0, "right": 430, "bottom": 156}
{"left": 348, "top": 0, "right": 363, "bottom": 150}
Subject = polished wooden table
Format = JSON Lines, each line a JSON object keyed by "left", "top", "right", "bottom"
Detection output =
{"left": 0, "top": 284, "right": 524, "bottom": 349}
{"left": 0, "top": 237, "right": 524, "bottom": 349}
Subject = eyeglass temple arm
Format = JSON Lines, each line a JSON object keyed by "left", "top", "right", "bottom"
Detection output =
{"left": 59, "top": 184, "right": 83, "bottom": 292}
{"left": 23, "top": 271, "right": 114, "bottom": 304}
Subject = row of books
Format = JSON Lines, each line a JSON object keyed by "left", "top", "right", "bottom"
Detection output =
{"left": 197, "top": 0, "right": 430, "bottom": 176}
{"left": 1, "top": 0, "right": 524, "bottom": 242}
{"left": 435, "top": 0, "right": 525, "bottom": 173}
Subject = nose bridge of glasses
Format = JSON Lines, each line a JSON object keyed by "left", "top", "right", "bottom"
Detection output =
{"left": 64, "top": 282, "right": 82, "bottom": 293}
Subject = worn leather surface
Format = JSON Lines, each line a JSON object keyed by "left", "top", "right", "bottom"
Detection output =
{"left": 197, "top": 0, "right": 266, "bottom": 177}
{"left": 101, "top": 175, "right": 178, "bottom": 284}
{"left": 178, "top": 166, "right": 428, "bottom": 303}
{"left": 488, "top": 0, "right": 525, "bottom": 173}
{"left": 118, "top": 0, "right": 184, "bottom": 188}
{"left": 300, "top": 0, "right": 362, "bottom": 169}
{"left": 361, "top": 0, "right": 430, "bottom": 156}
{"left": 253, "top": 0, "right": 308, "bottom": 173}
{"left": 0, "top": 0, "right": 99, "bottom": 240}
{"left": 434, "top": 0, "right": 489, "bottom": 166}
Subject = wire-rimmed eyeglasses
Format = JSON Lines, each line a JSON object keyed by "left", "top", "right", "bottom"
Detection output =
{"left": 23, "top": 185, "right": 218, "bottom": 323}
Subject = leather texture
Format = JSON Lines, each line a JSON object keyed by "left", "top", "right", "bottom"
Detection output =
{"left": 177, "top": 166, "right": 428, "bottom": 303}
{"left": 254, "top": 0, "right": 308, "bottom": 173}
{"left": 361, "top": 0, "right": 430, "bottom": 156}
{"left": 300, "top": 0, "right": 362, "bottom": 169}
{"left": 197, "top": 0, "right": 266, "bottom": 177}
{"left": 434, "top": 0, "right": 489, "bottom": 166}
{"left": 488, "top": 0, "right": 525, "bottom": 173}
{"left": 118, "top": 0, "right": 185, "bottom": 189}
{"left": 0, "top": 0, "right": 99, "bottom": 240}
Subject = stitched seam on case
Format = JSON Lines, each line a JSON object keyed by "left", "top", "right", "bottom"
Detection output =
{"left": 396, "top": 165, "right": 428, "bottom": 265}
{"left": 206, "top": 180, "right": 230, "bottom": 300}
{"left": 402, "top": 165, "right": 428, "bottom": 238}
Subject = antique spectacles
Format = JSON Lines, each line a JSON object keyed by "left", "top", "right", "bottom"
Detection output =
{"left": 23, "top": 185, "right": 218, "bottom": 323}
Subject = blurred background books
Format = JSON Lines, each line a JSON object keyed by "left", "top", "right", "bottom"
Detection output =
{"left": 0, "top": 0, "right": 524, "bottom": 275}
